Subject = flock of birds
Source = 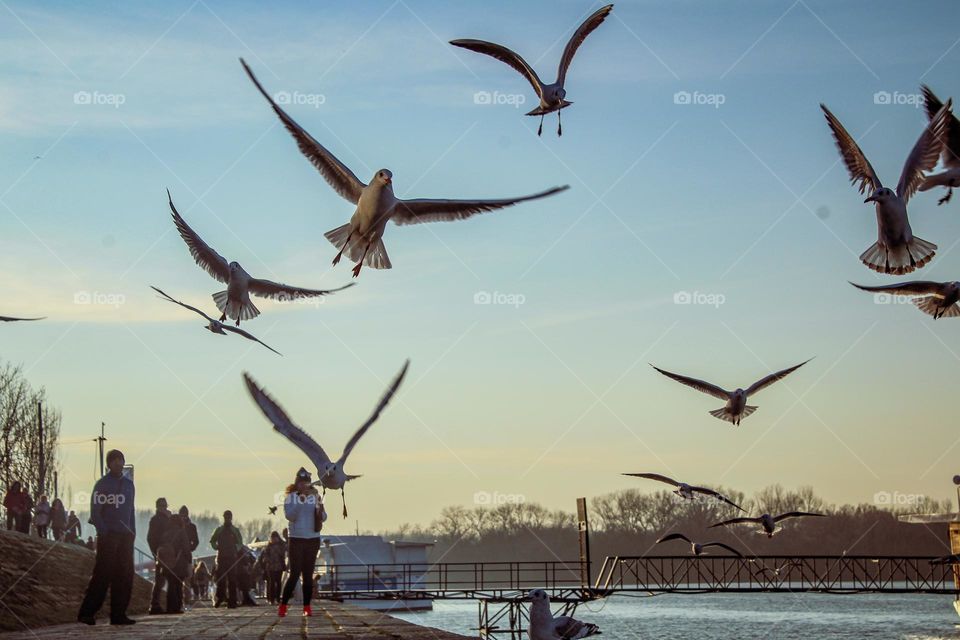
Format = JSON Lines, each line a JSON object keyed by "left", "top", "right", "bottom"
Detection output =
{"left": 5, "top": 4, "right": 960, "bottom": 639}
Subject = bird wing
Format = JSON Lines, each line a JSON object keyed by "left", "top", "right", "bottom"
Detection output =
{"left": 449, "top": 39, "right": 544, "bottom": 99}
{"left": 702, "top": 542, "right": 743, "bottom": 557}
{"left": 922, "top": 85, "right": 960, "bottom": 168}
{"left": 168, "top": 190, "right": 230, "bottom": 284}
{"left": 246, "top": 280, "right": 355, "bottom": 301}
{"left": 338, "top": 360, "right": 410, "bottom": 465}
{"left": 557, "top": 4, "right": 614, "bottom": 86}
{"left": 656, "top": 532, "right": 691, "bottom": 545}
{"left": 392, "top": 186, "right": 569, "bottom": 225}
{"left": 621, "top": 472, "right": 679, "bottom": 487}
{"left": 240, "top": 58, "right": 365, "bottom": 204}
{"left": 710, "top": 517, "right": 759, "bottom": 528}
{"left": 243, "top": 373, "right": 332, "bottom": 470}
{"left": 223, "top": 325, "right": 282, "bottom": 356}
{"left": 897, "top": 98, "right": 952, "bottom": 203}
{"left": 0, "top": 316, "right": 45, "bottom": 322}
{"left": 773, "top": 511, "right": 826, "bottom": 523}
{"left": 553, "top": 616, "right": 600, "bottom": 640}
{"left": 849, "top": 280, "right": 945, "bottom": 297}
{"left": 690, "top": 486, "right": 745, "bottom": 512}
{"left": 820, "top": 104, "right": 882, "bottom": 196}
{"left": 650, "top": 365, "right": 730, "bottom": 400}
{"left": 745, "top": 358, "right": 811, "bottom": 397}
{"left": 150, "top": 285, "right": 216, "bottom": 323}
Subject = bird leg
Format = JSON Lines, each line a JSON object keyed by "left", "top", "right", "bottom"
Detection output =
{"left": 219, "top": 312, "right": 227, "bottom": 322}
{"left": 341, "top": 488, "right": 348, "bottom": 519}
{"left": 352, "top": 242, "right": 371, "bottom": 278}
{"left": 939, "top": 187, "right": 953, "bottom": 206}
{"left": 332, "top": 231, "right": 353, "bottom": 266}
{"left": 537, "top": 114, "right": 544, "bottom": 136}
{"left": 557, "top": 111, "right": 562, "bottom": 137}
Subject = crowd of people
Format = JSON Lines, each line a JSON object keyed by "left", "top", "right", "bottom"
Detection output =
{"left": 3, "top": 480, "right": 93, "bottom": 548}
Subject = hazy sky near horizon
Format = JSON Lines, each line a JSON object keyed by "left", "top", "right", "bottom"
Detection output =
{"left": 2, "top": 0, "right": 960, "bottom": 533}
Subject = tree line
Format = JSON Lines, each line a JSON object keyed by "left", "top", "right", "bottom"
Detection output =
{"left": 0, "top": 362, "right": 61, "bottom": 499}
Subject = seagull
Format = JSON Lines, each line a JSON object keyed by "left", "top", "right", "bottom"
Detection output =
{"left": 756, "top": 559, "right": 802, "bottom": 577}
{"left": 267, "top": 506, "right": 278, "bottom": 516}
{"left": 240, "top": 59, "right": 570, "bottom": 277}
{"left": 919, "top": 86, "right": 960, "bottom": 205}
{"left": 450, "top": 4, "right": 613, "bottom": 136}
{"left": 0, "top": 316, "right": 44, "bottom": 322}
{"left": 650, "top": 359, "right": 812, "bottom": 426}
{"left": 528, "top": 589, "right": 600, "bottom": 640}
{"left": 150, "top": 286, "right": 282, "bottom": 356}
{"left": 656, "top": 532, "right": 743, "bottom": 557}
{"left": 243, "top": 361, "right": 409, "bottom": 518}
{"left": 930, "top": 554, "right": 960, "bottom": 565}
{"left": 167, "top": 190, "right": 354, "bottom": 325}
{"left": 849, "top": 280, "right": 960, "bottom": 319}
{"left": 622, "top": 473, "right": 744, "bottom": 511}
{"left": 821, "top": 101, "right": 952, "bottom": 274}
{"left": 710, "top": 512, "right": 826, "bottom": 538}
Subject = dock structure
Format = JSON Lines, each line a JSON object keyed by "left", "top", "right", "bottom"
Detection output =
{"left": 0, "top": 600, "right": 472, "bottom": 640}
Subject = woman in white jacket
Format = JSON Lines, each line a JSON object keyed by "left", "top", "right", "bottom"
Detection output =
{"left": 278, "top": 468, "right": 326, "bottom": 618}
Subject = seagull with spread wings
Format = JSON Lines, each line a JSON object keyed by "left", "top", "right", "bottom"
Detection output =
{"left": 656, "top": 533, "right": 744, "bottom": 557}
{"left": 650, "top": 359, "right": 812, "bottom": 426}
{"left": 150, "top": 286, "right": 282, "bottom": 356}
{"left": 821, "top": 101, "right": 952, "bottom": 274}
{"left": 919, "top": 86, "right": 960, "bottom": 205}
{"left": 622, "top": 472, "right": 744, "bottom": 511}
{"left": 450, "top": 4, "right": 613, "bottom": 136}
{"left": 710, "top": 512, "right": 826, "bottom": 538}
{"left": 850, "top": 280, "right": 960, "bottom": 319}
{"left": 167, "top": 190, "right": 353, "bottom": 325}
{"left": 240, "top": 59, "right": 569, "bottom": 277}
{"left": 243, "top": 361, "right": 409, "bottom": 518}
{"left": 528, "top": 589, "right": 600, "bottom": 640}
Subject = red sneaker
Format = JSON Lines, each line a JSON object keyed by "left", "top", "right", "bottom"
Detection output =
{"left": 302, "top": 605, "right": 312, "bottom": 617}
{"left": 277, "top": 604, "right": 287, "bottom": 618}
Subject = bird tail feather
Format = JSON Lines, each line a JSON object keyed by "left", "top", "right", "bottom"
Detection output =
{"left": 860, "top": 238, "right": 936, "bottom": 275}
{"left": 212, "top": 290, "right": 260, "bottom": 322}
{"left": 915, "top": 297, "right": 960, "bottom": 319}
{"left": 365, "top": 238, "right": 392, "bottom": 270}
{"left": 920, "top": 171, "right": 955, "bottom": 191}
{"left": 708, "top": 406, "right": 757, "bottom": 423}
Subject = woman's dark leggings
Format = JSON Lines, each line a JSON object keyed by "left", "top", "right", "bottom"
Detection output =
{"left": 280, "top": 537, "right": 320, "bottom": 606}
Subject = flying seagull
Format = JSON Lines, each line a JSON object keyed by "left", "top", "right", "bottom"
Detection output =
{"left": 267, "top": 506, "right": 278, "bottom": 516}
{"left": 821, "top": 101, "right": 952, "bottom": 274}
{"left": 528, "top": 589, "right": 600, "bottom": 640}
{"left": 167, "top": 190, "right": 353, "bottom": 325}
{"left": 919, "top": 85, "right": 960, "bottom": 205}
{"left": 849, "top": 280, "right": 960, "bottom": 319}
{"left": 656, "top": 532, "right": 743, "bottom": 557}
{"left": 243, "top": 361, "right": 409, "bottom": 518}
{"left": 0, "top": 316, "right": 44, "bottom": 322}
{"left": 650, "top": 359, "right": 812, "bottom": 426}
{"left": 240, "top": 59, "right": 570, "bottom": 277}
{"left": 710, "top": 512, "right": 826, "bottom": 538}
{"left": 150, "top": 286, "right": 282, "bottom": 356}
{"left": 450, "top": 4, "right": 613, "bottom": 136}
{"left": 622, "top": 472, "right": 744, "bottom": 511}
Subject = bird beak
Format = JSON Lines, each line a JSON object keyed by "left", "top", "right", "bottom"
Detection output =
{"left": 385, "top": 177, "right": 392, "bottom": 185}
{"left": 864, "top": 194, "right": 878, "bottom": 203}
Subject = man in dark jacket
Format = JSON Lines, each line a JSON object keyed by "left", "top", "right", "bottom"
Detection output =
{"left": 77, "top": 449, "right": 136, "bottom": 626}
{"left": 210, "top": 510, "right": 243, "bottom": 609}
{"left": 147, "top": 497, "right": 170, "bottom": 614}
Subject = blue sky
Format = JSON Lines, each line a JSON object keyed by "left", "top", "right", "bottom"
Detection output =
{"left": 2, "top": 0, "right": 959, "bottom": 531}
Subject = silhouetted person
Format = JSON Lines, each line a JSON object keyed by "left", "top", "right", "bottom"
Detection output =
{"left": 160, "top": 514, "right": 191, "bottom": 615}
{"left": 278, "top": 468, "right": 326, "bottom": 618}
{"left": 51, "top": 498, "right": 66, "bottom": 541}
{"left": 261, "top": 531, "right": 287, "bottom": 604}
{"left": 3, "top": 481, "right": 23, "bottom": 531}
{"left": 17, "top": 486, "right": 33, "bottom": 534}
{"left": 210, "top": 510, "right": 243, "bottom": 609}
{"left": 193, "top": 561, "right": 211, "bottom": 600}
{"left": 34, "top": 495, "right": 51, "bottom": 538}
{"left": 77, "top": 449, "right": 136, "bottom": 626}
{"left": 65, "top": 509, "right": 82, "bottom": 543}
{"left": 147, "top": 497, "right": 171, "bottom": 614}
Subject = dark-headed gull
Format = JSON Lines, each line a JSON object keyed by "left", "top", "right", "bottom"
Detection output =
{"left": 241, "top": 60, "right": 569, "bottom": 277}
{"left": 710, "top": 512, "right": 825, "bottom": 538}
{"left": 919, "top": 86, "right": 960, "bottom": 205}
{"left": 850, "top": 280, "right": 960, "bottom": 319}
{"left": 656, "top": 532, "right": 743, "bottom": 557}
{"left": 168, "top": 190, "right": 353, "bottom": 325}
{"left": 622, "top": 472, "right": 744, "bottom": 511}
{"left": 821, "top": 101, "right": 952, "bottom": 274}
{"left": 150, "top": 286, "right": 282, "bottom": 356}
{"left": 450, "top": 4, "right": 613, "bottom": 136}
{"left": 0, "top": 315, "right": 44, "bottom": 322}
{"left": 528, "top": 589, "right": 600, "bottom": 640}
{"left": 650, "top": 359, "right": 812, "bottom": 426}
{"left": 243, "top": 361, "right": 409, "bottom": 517}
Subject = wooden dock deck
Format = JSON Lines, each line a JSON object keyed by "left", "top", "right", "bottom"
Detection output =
{"left": 0, "top": 600, "right": 472, "bottom": 639}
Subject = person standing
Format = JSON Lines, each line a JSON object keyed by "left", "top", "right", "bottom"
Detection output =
{"left": 65, "top": 509, "right": 82, "bottom": 543}
{"left": 76, "top": 449, "right": 136, "bottom": 626}
{"left": 34, "top": 495, "right": 51, "bottom": 539}
{"left": 3, "top": 481, "right": 23, "bottom": 531}
{"left": 159, "top": 514, "right": 191, "bottom": 615}
{"left": 17, "top": 486, "right": 33, "bottom": 534}
{"left": 210, "top": 510, "right": 244, "bottom": 609}
{"left": 147, "top": 497, "right": 171, "bottom": 614}
{"left": 278, "top": 468, "right": 326, "bottom": 618}
{"left": 262, "top": 531, "right": 287, "bottom": 605}
{"left": 51, "top": 498, "right": 67, "bottom": 541}
{"left": 193, "top": 561, "right": 211, "bottom": 601}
